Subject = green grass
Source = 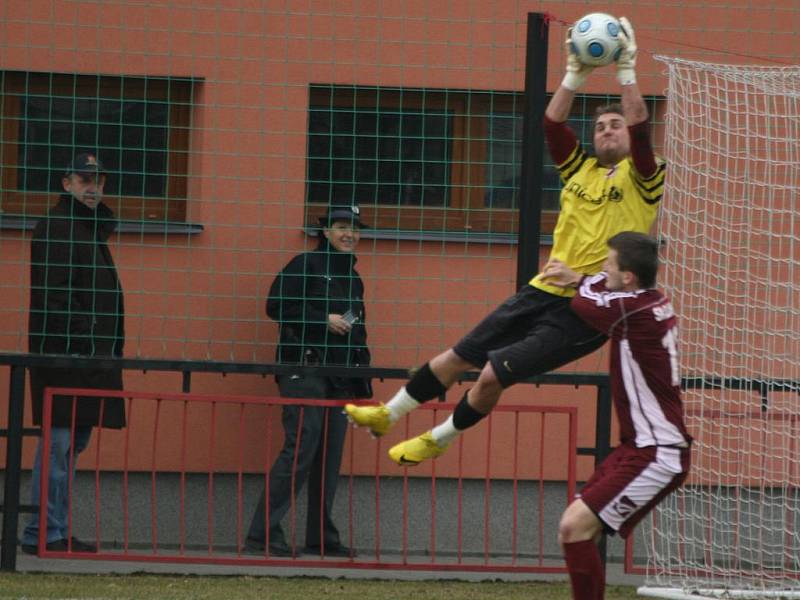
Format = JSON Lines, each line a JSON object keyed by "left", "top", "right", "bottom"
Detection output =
{"left": 0, "top": 573, "right": 641, "bottom": 599}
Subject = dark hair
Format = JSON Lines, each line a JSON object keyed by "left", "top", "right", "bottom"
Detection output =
{"left": 594, "top": 102, "right": 624, "bottom": 126}
{"left": 607, "top": 231, "right": 659, "bottom": 288}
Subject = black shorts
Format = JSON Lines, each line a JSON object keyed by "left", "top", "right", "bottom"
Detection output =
{"left": 452, "top": 285, "right": 607, "bottom": 388}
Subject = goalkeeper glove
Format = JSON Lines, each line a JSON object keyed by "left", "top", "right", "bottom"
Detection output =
{"left": 616, "top": 17, "right": 637, "bottom": 86}
{"left": 561, "top": 29, "right": 594, "bottom": 91}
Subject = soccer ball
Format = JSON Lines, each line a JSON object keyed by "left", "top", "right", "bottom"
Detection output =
{"left": 569, "top": 13, "right": 623, "bottom": 67}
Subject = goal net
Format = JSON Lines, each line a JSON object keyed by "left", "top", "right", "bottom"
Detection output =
{"left": 639, "top": 57, "right": 800, "bottom": 599}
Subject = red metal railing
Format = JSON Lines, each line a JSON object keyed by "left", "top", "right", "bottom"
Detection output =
{"left": 36, "top": 387, "right": 577, "bottom": 573}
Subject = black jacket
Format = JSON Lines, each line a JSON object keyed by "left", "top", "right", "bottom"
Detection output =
{"left": 28, "top": 194, "right": 125, "bottom": 428}
{"left": 267, "top": 238, "right": 371, "bottom": 397}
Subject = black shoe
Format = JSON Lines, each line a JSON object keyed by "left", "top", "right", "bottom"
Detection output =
{"left": 244, "top": 536, "right": 295, "bottom": 557}
{"left": 21, "top": 537, "right": 96, "bottom": 555}
{"left": 66, "top": 537, "right": 97, "bottom": 552}
{"left": 304, "top": 542, "right": 356, "bottom": 557}
{"left": 20, "top": 543, "right": 39, "bottom": 556}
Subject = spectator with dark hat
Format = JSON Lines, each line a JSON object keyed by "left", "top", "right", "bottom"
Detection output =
{"left": 22, "top": 152, "right": 125, "bottom": 555}
{"left": 244, "top": 204, "right": 371, "bottom": 558}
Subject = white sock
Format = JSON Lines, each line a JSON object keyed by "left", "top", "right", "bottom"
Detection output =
{"left": 385, "top": 386, "right": 420, "bottom": 423}
{"left": 430, "top": 414, "right": 460, "bottom": 447}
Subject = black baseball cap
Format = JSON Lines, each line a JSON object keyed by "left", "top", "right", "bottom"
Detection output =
{"left": 318, "top": 204, "right": 367, "bottom": 228}
{"left": 65, "top": 152, "right": 107, "bottom": 176}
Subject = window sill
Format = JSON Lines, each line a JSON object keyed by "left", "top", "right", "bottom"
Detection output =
{"left": 0, "top": 214, "right": 204, "bottom": 235}
{"left": 304, "top": 226, "right": 553, "bottom": 245}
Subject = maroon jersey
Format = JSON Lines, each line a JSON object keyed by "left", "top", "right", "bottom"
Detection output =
{"left": 571, "top": 273, "right": 690, "bottom": 447}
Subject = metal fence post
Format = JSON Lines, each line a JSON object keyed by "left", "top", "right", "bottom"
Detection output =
{"left": 594, "top": 378, "right": 613, "bottom": 565}
{"left": 1, "top": 365, "right": 27, "bottom": 571}
{"left": 516, "top": 11, "right": 549, "bottom": 290}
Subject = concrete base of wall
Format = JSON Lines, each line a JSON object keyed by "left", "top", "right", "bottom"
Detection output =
{"left": 3, "top": 471, "right": 640, "bottom": 566}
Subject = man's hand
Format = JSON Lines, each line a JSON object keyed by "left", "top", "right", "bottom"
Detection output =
{"left": 327, "top": 313, "right": 352, "bottom": 335}
{"left": 561, "top": 29, "right": 594, "bottom": 91}
{"left": 616, "top": 17, "right": 637, "bottom": 86}
{"left": 541, "top": 259, "right": 583, "bottom": 289}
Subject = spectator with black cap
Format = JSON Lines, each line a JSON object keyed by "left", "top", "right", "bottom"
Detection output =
{"left": 244, "top": 204, "right": 371, "bottom": 558}
{"left": 22, "top": 152, "right": 125, "bottom": 555}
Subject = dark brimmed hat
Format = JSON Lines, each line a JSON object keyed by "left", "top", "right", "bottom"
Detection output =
{"left": 318, "top": 204, "right": 367, "bottom": 229}
{"left": 65, "top": 152, "right": 107, "bottom": 176}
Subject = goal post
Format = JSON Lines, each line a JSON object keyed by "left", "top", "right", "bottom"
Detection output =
{"left": 638, "top": 57, "right": 800, "bottom": 599}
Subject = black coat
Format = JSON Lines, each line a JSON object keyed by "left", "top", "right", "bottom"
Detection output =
{"left": 267, "top": 238, "right": 371, "bottom": 397}
{"left": 28, "top": 194, "right": 126, "bottom": 428}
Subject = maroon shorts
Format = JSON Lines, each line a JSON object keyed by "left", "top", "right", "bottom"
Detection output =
{"left": 579, "top": 443, "right": 691, "bottom": 538}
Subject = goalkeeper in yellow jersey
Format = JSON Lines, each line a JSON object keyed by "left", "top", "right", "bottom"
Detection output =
{"left": 346, "top": 17, "right": 665, "bottom": 466}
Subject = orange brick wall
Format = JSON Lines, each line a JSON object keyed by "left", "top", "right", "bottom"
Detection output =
{"left": 1, "top": 1, "right": 798, "bottom": 479}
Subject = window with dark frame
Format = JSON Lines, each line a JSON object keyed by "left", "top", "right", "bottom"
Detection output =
{"left": 0, "top": 71, "right": 195, "bottom": 222}
{"left": 306, "top": 84, "right": 664, "bottom": 235}
{"left": 308, "top": 99, "right": 452, "bottom": 209}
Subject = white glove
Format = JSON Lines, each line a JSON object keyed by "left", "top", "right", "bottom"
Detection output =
{"left": 561, "top": 29, "right": 594, "bottom": 91}
{"left": 616, "top": 17, "right": 637, "bottom": 86}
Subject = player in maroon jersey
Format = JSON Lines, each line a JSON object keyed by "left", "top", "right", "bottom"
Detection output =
{"left": 542, "top": 231, "right": 691, "bottom": 600}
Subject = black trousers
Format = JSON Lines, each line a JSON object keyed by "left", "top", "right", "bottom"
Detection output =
{"left": 247, "top": 396, "right": 349, "bottom": 548}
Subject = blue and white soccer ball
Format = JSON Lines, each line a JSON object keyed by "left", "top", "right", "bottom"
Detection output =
{"left": 569, "top": 12, "right": 623, "bottom": 67}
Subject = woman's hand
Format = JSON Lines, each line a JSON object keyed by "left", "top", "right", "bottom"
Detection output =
{"left": 327, "top": 313, "right": 352, "bottom": 335}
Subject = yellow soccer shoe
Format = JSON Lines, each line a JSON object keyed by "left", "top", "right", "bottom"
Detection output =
{"left": 388, "top": 431, "right": 448, "bottom": 466}
{"left": 344, "top": 403, "right": 392, "bottom": 437}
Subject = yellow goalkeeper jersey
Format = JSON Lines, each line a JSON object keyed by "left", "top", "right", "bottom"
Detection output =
{"left": 530, "top": 143, "right": 665, "bottom": 297}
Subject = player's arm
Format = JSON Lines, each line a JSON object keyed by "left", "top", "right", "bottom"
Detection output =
{"left": 621, "top": 84, "right": 648, "bottom": 127}
{"left": 544, "top": 29, "right": 595, "bottom": 176}
{"left": 616, "top": 17, "right": 645, "bottom": 122}
{"left": 540, "top": 258, "right": 583, "bottom": 289}
{"left": 545, "top": 85, "right": 577, "bottom": 124}
{"left": 543, "top": 37, "right": 585, "bottom": 175}
{"left": 616, "top": 17, "right": 663, "bottom": 185}
{"left": 545, "top": 26, "right": 594, "bottom": 121}
{"left": 543, "top": 112, "right": 580, "bottom": 172}
{"left": 544, "top": 87, "right": 581, "bottom": 169}
{"left": 570, "top": 274, "right": 628, "bottom": 333}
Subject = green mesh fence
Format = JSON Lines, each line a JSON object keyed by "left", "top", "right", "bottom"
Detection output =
{"left": 0, "top": 2, "right": 796, "bottom": 372}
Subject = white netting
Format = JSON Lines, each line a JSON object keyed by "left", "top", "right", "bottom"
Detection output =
{"left": 640, "top": 57, "right": 800, "bottom": 599}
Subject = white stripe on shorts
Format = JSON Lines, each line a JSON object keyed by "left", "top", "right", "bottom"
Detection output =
{"left": 597, "top": 446, "right": 683, "bottom": 532}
